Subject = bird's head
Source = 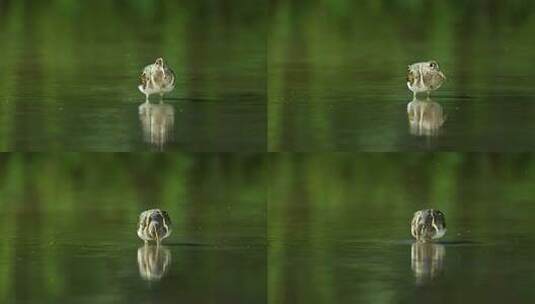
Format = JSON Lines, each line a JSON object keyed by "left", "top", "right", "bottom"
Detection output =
{"left": 148, "top": 210, "right": 171, "bottom": 242}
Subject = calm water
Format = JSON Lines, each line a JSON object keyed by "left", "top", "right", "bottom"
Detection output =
{"left": 0, "top": 154, "right": 266, "bottom": 303}
{"left": 0, "top": 1, "right": 266, "bottom": 151}
{"left": 269, "top": 154, "right": 535, "bottom": 303}
{"left": 269, "top": 1, "right": 535, "bottom": 151}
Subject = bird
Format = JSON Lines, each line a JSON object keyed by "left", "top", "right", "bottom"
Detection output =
{"left": 138, "top": 58, "right": 176, "bottom": 102}
{"left": 411, "top": 209, "right": 446, "bottom": 242}
{"left": 137, "top": 209, "right": 172, "bottom": 245}
{"left": 407, "top": 60, "right": 446, "bottom": 97}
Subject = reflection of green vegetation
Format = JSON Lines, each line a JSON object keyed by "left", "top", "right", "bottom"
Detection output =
{"left": 0, "top": 154, "right": 266, "bottom": 303}
{"left": 268, "top": 0, "right": 535, "bottom": 150}
{"left": 269, "top": 153, "right": 535, "bottom": 303}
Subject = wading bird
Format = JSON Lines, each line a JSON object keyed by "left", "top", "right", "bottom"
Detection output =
{"left": 407, "top": 61, "right": 446, "bottom": 97}
{"left": 411, "top": 209, "right": 446, "bottom": 242}
{"left": 137, "top": 209, "right": 172, "bottom": 245}
{"left": 138, "top": 58, "right": 175, "bottom": 102}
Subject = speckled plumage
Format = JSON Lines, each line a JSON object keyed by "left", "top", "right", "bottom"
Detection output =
{"left": 411, "top": 209, "right": 446, "bottom": 242}
{"left": 407, "top": 61, "right": 446, "bottom": 97}
{"left": 138, "top": 58, "right": 176, "bottom": 101}
{"left": 137, "top": 209, "right": 172, "bottom": 245}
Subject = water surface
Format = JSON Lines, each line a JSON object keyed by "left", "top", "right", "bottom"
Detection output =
{"left": 0, "top": 1, "right": 266, "bottom": 151}
{"left": 0, "top": 154, "right": 267, "bottom": 303}
{"left": 269, "top": 1, "right": 535, "bottom": 151}
{"left": 269, "top": 154, "right": 535, "bottom": 303}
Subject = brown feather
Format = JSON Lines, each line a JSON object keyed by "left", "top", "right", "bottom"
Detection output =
{"left": 140, "top": 72, "right": 148, "bottom": 87}
{"left": 407, "top": 71, "right": 415, "bottom": 85}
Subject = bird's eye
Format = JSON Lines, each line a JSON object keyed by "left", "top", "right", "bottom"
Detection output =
{"left": 429, "top": 62, "right": 437, "bottom": 68}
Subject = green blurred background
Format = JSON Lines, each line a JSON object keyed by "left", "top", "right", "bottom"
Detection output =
{"left": 269, "top": 153, "right": 535, "bottom": 303}
{"left": 269, "top": 0, "right": 535, "bottom": 151}
{"left": 0, "top": 0, "right": 266, "bottom": 151}
{"left": 0, "top": 153, "right": 266, "bottom": 303}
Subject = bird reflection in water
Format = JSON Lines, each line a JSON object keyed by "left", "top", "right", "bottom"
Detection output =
{"left": 137, "top": 245, "right": 172, "bottom": 281}
{"left": 139, "top": 101, "right": 175, "bottom": 149}
{"left": 407, "top": 96, "right": 446, "bottom": 136}
{"left": 411, "top": 242, "right": 445, "bottom": 285}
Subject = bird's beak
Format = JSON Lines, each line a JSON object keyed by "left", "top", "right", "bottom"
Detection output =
{"left": 439, "top": 71, "right": 446, "bottom": 80}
